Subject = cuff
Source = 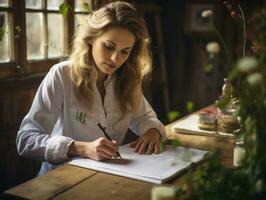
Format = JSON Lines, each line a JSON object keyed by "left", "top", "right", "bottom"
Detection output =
{"left": 138, "top": 119, "right": 167, "bottom": 141}
{"left": 45, "top": 135, "right": 74, "bottom": 164}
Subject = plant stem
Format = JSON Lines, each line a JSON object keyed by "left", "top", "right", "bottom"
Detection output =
{"left": 239, "top": 4, "right": 246, "bottom": 57}
{"left": 212, "top": 22, "right": 233, "bottom": 67}
{"left": 0, "top": 25, "right": 6, "bottom": 42}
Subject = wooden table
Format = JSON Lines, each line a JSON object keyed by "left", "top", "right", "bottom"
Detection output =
{"left": 4, "top": 118, "right": 235, "bottom": 200}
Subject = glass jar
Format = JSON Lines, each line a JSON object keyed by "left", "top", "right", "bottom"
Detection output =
{"left": 217, "top": 113, "right": 240, "bottom": 133}
{"left": 198, "top": 112, "right": 217, "bottom": 131}
{"left": 233, "top": 140, "right": 246, "bottom": 167}
{"left": 151, "top": 186, "right": 176, "bottom": 200}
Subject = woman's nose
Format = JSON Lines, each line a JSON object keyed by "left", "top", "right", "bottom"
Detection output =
{"left": 111, "top": 51, "right": 120, "bottom": 62}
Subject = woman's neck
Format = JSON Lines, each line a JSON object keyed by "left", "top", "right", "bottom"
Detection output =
{"left": 97, "top": 69, "right": 108, "bottom": 84}
{"left": 96, "top": 69, "right": 108, "bottom": 101}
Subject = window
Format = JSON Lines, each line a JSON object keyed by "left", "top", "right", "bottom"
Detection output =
{"left": 0, "top": 0, "right": 90, "bottom": 79}
{"left": 25, "top": 0, "right": 65, "bottom": 60}
{"left": 74, "top": 0, "right": 89, "bottom": 30}
{"left": 0, "top": 0, "right": 13, "bottom": 63}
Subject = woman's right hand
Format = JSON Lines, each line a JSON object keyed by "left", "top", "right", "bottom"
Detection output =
{"left": 68, "top": 138, "right": 119, "bottom": 161}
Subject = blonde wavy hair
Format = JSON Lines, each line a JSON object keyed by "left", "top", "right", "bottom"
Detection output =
{"left": 69, "top": 1, "right": 152, "bottom": 114}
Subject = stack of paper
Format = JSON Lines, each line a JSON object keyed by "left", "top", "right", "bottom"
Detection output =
{"left": 69, "top": 145, "right": 208, "bottom": 184}
{"left": 171, "top": 114, "right": 235, "bottom": 138}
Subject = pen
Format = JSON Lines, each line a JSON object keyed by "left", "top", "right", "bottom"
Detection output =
{"left": 97, "top": 122, "right": 122, "bottom": 159}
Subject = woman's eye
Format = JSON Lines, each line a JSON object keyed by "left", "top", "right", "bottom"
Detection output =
{"left": 104, "top": 44, "right": 114, "bottom": 50}
{"left": 121, "top": 50, "right": 130, "bottom": 55}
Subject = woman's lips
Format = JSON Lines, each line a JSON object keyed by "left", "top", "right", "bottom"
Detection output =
{"left": 105, "top": 62, "right": 116, "bottom": 69}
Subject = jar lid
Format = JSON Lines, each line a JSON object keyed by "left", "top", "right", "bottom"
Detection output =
{"left": 235, "top": 140, "right": 244, "bottom": 147}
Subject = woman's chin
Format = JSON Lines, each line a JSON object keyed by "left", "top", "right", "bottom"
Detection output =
{"left": 103, "top": 67, "right": 117, "bottom": 75}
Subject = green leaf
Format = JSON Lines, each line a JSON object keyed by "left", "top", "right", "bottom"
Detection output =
{"left": 186, "top": 101, "right": 194, "bottom": 113}
{"left": 203, "top": 63, "right": 213, "bottom": 73}
{"left": 171, "top": 139, "right": 181, "bottom": 147}
{"left": 15, "top": 26, "right": 21, "bottom": 33}
{"left": 215, "top": 95, "right": 231, "bottom": 109}
{"left": 0, "top": 27, "right": 4, "bottom": 42}
{"left": 83, "top": 2, "right": 90, "bottom": 12}
{"left": 228, "top": 67, "right": 241, "bottom": 80}
{"left": 167, "top": 111, "right": 180, "bottom": 122}
{"left": 174, "top": 187, "right": 184, "bottom": 197}
{"left": 15, "top": 26, "right": 21, "bottom": 38}
{"left": 159, "top": 141, "right": 166, "bottom": 152}
{"left": 59, "top": 3, "right": 69, "bottom": 18}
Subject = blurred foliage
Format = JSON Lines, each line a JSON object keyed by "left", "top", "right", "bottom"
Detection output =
{"left": 186, "top": 101, "right": 194, "bottom": 113}
{"left": 203, "top": 63, "right": 214, "bottom": 73}
{"left": 172, "top": 1, "right": 266, "bottom": 199}
{"left": 83, "top": 2, "right": 91, "bottom": 12}
{"left": 160, "top": 139, "right": 181, "bottom": 152}
{"left": 59, "top": 3, "right": 70, "bottom": 18}
{"left": 215, "top": 94, "right": 231, "bottom": 108}
{"left": 167, "top": 111, "right": 180, "bottom": 122}
{"left": 59, "top": 2, "right": 91, "bottom": 17}
{"left": 180, "top": 152, "right": 254, "bottom": 200}
{"left": 15, "top": 26, "right": 21, "bottom": 38}
{"left": 0, "top": 26, "right": 4, "bottom": 41}
{"left": 167, "top": 101, "right": 194, "bottom": 124}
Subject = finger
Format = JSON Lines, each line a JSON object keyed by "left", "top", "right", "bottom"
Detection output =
{"left": 137, "top": 141, "right": 148, "bottom": 154}
{"left": 129, "top": 139, "right": 138, "bottom": 147}
{"left": 101, "top": 145, "right": 118, "bottom": 157}
{"left": 98, "top": 150, "right": 113, "bottom": 160}
{"left": 112, "top": 140, "right": 117, "bottom": 145}
{"left": 154, "top": 142, "right": 160, "bottom": 154}
{"left": 134, "top": 139, "right": 143, "bottom": 153}
{"left": 146, "top": 142, "right": 155, "bottom": 155}
{"left": 101, "top": 139, "right": 118, "bottom": 152}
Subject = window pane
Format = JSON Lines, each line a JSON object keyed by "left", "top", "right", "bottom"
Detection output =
{"left": 25, "top": 0, "right": 42, "bottom": 9}
{"left": 0, "top": 12, "right": 11, "bottom": 62}
{"left": 0, "top": 0, "right": 9, "bottom": 7}
{"left": 74, "top": 0, "right": 89, "bottom": 12}
{"left": 47, "top": 14, "right": 64, "bottom": 58}
{"left": 26, "top": 12, "right": 45, "bottom": 60}
{"left": 47, "top": 0, "right": 63, "bottom": 10}
{"left": 75, "top": 14, "right": 88, "bottom": 29}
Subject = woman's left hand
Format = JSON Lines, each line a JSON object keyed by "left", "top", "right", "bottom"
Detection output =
{"left": 129, "top": 128, "right": 161, "bottom": 154}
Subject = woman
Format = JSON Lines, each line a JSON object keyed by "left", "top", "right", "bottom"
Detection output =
{"left": 16, "top": 1, "right": 166, "bottom": 175}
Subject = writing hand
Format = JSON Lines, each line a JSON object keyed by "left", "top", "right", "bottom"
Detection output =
{"left": 68, "top": 138, "right": 119, "bottom": 161}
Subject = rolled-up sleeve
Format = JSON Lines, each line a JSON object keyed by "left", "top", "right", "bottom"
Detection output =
{"left": 129, "top": 95, "right": 166, "bottom": 140}
{"left": 16, "top": 65, "right": 74, "bottom": 164}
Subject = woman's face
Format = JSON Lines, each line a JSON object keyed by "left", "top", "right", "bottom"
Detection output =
{"left": 91, "top": 27, "right": 135, "bottom": 75}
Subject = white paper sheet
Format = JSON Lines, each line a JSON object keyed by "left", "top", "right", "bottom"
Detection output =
{"left": 69, "top": 145, "right": 208, "bottom": 184}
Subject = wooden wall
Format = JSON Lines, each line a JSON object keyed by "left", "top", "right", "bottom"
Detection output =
{"left": 0, "top": 77, "right": 43, "bottom": 191}
{"left": 159, "top": 0, "right": 234, "bottom": 114}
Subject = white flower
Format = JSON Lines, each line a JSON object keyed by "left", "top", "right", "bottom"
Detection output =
{"left": 237, "top": 57, "right": 258, "bottom": 72}
{"left": 247, "top": 72, "right": 263, "bottom": 86}
{"left": 206, "top": 42, "right": 220, "bottom": 54}
{"left": 255, "top": 179, "right": 264, "bottom": 193}
{"left": 201, "top": 10, "right": 213, "bottom": 18}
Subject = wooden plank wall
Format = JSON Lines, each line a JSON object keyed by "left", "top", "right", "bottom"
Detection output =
{"left": 0, "top": 78, "right": 43, "bottom": 191}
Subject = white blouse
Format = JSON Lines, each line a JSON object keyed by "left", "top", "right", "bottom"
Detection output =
{"left": 16, "top": 61, "right": 166, "bottom": 174}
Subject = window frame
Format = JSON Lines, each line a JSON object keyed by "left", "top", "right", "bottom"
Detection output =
{"left": 0, "top": 0, "right": 75, "bottom": 79}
